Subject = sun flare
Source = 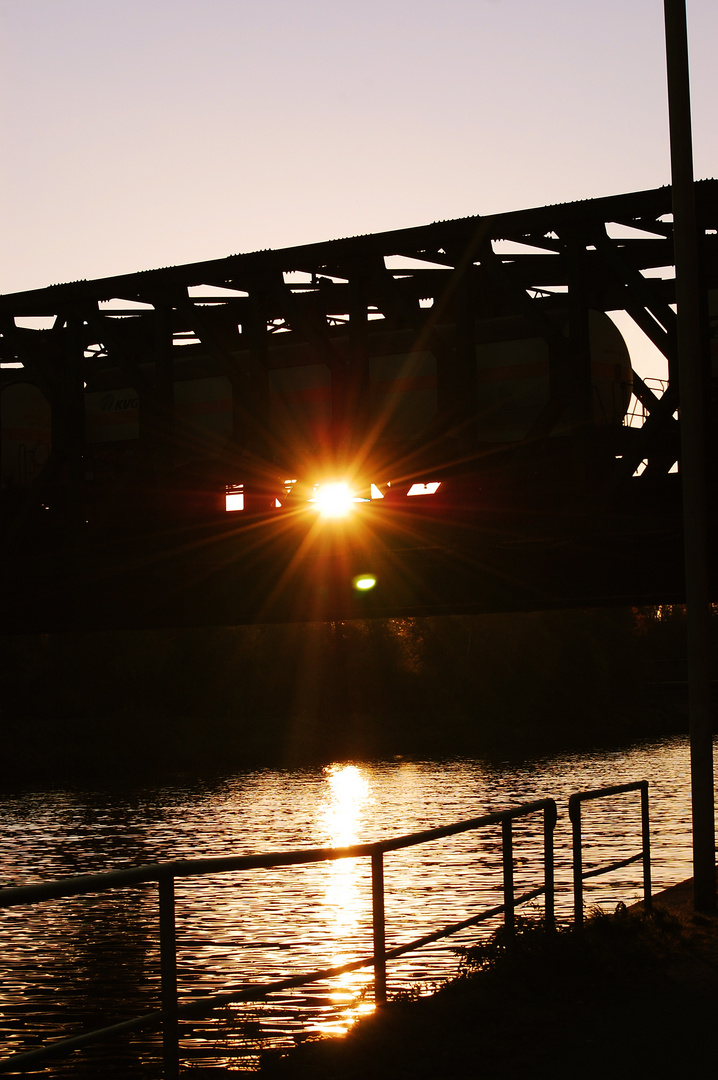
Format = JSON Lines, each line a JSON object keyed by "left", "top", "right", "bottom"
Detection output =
{"left": 312, "top": 482, "right": 355, "bottom": 518}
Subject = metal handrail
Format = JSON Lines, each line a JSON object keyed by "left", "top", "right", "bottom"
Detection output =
{"left": 568, "top": 781, "right": 651, "bottom": 925}
{"left": 0, "top": 798, "right": 557, "bottom": 1079}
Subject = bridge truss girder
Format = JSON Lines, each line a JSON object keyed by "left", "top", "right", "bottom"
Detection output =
{"left": 2, "top": 182, "right": 718, "bottom": 630}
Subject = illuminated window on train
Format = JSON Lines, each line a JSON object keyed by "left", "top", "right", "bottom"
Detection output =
{"left": 225, "top": 484, "right": 244, "bottom": 511}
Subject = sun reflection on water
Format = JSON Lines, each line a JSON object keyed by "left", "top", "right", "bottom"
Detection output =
{"left": 320, "top": 763, "right": 371, "bottom": 847}
{"left": 315, "top": 763, "right": 376, "bottom": 1035}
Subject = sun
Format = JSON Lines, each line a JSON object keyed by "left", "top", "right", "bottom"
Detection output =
{"left": 312, "top": 482, "right": 355, "bottom": 518}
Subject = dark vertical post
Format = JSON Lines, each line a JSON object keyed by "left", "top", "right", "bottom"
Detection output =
{"left": 371, "top": 851, "right": 387, "bottom": 1005}
{"left": 158, "top": 874, "right": 180, "bottom": 1080}
{"left": 569, "top": 796, "right": 584, "bottom": 926}
{"left": 243, "top": 291, "right": 272, "bottom": 510}
{"left": 567, "top": 242, "right": 592, "bottom": 426}
{"left": 347, "top": 266, "right": 370, "bottom": 472}
{"left": 567, "top": 242, "right": 593, "bottom": 488}
{"left": 453, "top": 266, "right": 478, "bottom": 444}
{"left": 57, "top": 319, "right": 87, "bottom": 547}
{"left": 153, "top": 305, "right": 175, "bottom": 493}
{"left": 501, "top": 818, "right": 515, "bottom": 940}
{"left": 543, "top": 802, "right": 556, "bottom": 929}
{"left": 664, "top": 0, "right": 716, "bottom": 912}
{"left": 640, "top": 782, "right": 653, "bottom": 910}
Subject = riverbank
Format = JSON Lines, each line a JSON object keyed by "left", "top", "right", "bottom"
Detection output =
{"left": 253, "top": 875, "right": 718, "bottom": 1080}
{"left": 0, "top": 606, "right": 695, "bottom": 786}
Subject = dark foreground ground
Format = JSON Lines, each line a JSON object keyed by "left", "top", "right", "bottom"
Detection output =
{"left": 219, "top": 874, "right": 718, "bottom": 1080}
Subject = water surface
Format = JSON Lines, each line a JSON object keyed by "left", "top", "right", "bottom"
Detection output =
{"left": 0, "top": 734, "right": 711, "bottom": 1074}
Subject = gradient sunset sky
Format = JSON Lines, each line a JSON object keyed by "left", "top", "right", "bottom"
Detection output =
{"left": 2, "top": 0, "right": 717, "bottom": 313}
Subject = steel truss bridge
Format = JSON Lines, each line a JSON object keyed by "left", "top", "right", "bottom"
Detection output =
{"left": 2, "top": 182, "right": 717, "bottom": 632}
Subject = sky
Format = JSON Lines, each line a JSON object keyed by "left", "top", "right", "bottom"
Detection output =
{"left": 2, "top": 1, "right": 718, "bottom": 376}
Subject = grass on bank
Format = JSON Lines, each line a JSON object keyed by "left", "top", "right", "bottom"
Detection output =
{"left": 258, "top": 905, "right": 718, "bottom": 1080}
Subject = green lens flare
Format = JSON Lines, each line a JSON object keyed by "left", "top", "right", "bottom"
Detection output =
{"left": 353, "top": 574, "right": 377, "bottom": 591}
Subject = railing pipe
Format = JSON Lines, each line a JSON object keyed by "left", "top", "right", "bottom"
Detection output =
{"left": 571, "top": 796, "right": 585, "bottom": 925}
{"left": 640, "top": 782, "right": 653, "bottom": 910}
{"left": 158, "top": 873, "right": 179, "bottom": 1080}
{"left": 543, "top": 801, "right": 556, "bottom": 928}
{"left": 0, "top": 797, "right": 558, "bottom": 1076}
{"left": 501, "top": 817, "right": 515, "bottom": 940}
{"left": 371, "top": 851, "right": 387, "bottom": 1005}
{"left": 569, "top": 781, "right": 651, "bottom": 925}
{"left": 0, "top": 801, "right": 555, "bottom": 910}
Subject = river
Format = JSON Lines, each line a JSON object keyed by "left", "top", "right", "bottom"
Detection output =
{"left": 0, "top": 732, "right": 712, "bottom": 1076}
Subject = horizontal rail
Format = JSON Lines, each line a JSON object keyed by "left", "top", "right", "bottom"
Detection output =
{"left": 569, "top": 781, "right": 649, "bottom": 805}
{"left": 569, "top": 780, "right": 651, "bottom": 924}
{"left": 0, "top": 799, "right": 555, "bottom": 908}
{"left": 0, "top": 799, "right": 558, "bottom": 1076}
{"left": 581, "top": 851, "right": 643, "bottom": 881}
{"left": 0, "top": 1012, "right": 166, "bottom": 1071}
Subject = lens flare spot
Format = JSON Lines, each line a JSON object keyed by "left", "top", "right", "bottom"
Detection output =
{"left": 353, "top": 574, "right": 377, "bottom": 591}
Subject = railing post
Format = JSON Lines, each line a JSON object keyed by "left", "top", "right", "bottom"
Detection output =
{"left": 371, "top": 851, "right": 387, "bottom": 1005}
{"left": 501, "top": 817, "right": 515, "bottom": 940}
{"left": 543, "top": 802, "right": 556, "bottom": 929}
{"left": 158, "top": 873, "right": 179, "bottom": 1080}
{"left": 640, "top": 781, "right": 653, "bottom": 911}
{"left": 569, "top": 795, "right": 583, "bottom": 926}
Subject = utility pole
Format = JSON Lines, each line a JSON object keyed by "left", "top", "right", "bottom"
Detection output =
{"left": 664, "top": 0, "right": 716, "bottom": 910}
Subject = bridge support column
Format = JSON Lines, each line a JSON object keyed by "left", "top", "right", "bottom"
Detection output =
{"left": 665, "top": 0, "right": 716, "bottom": 912}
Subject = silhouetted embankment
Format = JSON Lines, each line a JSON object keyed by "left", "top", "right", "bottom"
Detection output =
{"left": 258, "top": 900, "right": 718, "bottom": 1080}
{"left": 0, "top": 606, "right": 698, "bottom": 786}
